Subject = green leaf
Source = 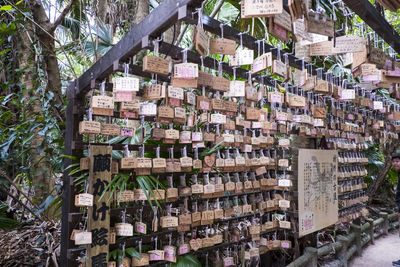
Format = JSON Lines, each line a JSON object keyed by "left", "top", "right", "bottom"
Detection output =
{"left": 0, "top": 5, "right": 13, "bottom": 11}
{"left": 125, "top": 247, "right": 142, "bottom": 259}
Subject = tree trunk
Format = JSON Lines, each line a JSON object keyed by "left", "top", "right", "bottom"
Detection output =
{"left": 29, "top": 0, "right": 63, "bottom": 103}
{"left": 368, "top": 139, "right": 400, "bottom": 200}
{"left": 15, "top": 20, "right": 54, "bottom": 206}
{"left": 135, "top": 0, "right": 149, "bottom": 24}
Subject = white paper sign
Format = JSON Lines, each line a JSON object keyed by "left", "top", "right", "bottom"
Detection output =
{"left": 341, "top": 89, "right": 355, "bottom": 100}
{"left": 210, "top": 113, "right": 227, "bottom": 124}
{"left": 174, "top": 63, "right": 198, "bottom": 78}
{"left": 229, "top": 48, "right": 254, "bottom": 66}
{"left": 227, "top": 81, "right": 245, "bottom": 97}
{"left": 139, "top": 102, "right": 157, "bottom": 116}
{"left": 168, "top": 86, "right": 184, "bottom": 100}
{"left": 113, "top": 77, "right": 139, "bottom": 92}
{"left": 373, "top": 101, "right": 383, "bottom": 110}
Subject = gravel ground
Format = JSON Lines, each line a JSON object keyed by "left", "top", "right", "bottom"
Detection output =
{"left": 350, "top": 232, "right": 400, "bottom": 267}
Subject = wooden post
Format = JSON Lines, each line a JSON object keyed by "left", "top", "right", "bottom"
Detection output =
{"left": 305, "top": 247, "right": 318, "bottom": 267}
{"left": 86, "top": 145, "right": 112, "bottom": 267}
{"left": 336, "top": 235, "right": 349, "bottom": 267}
{"left": 366, "top": 218, "right": 375, "bottom": 245}
{"left": 350, "top": 224, "right": 362, "bottom": 256}
{"left": 380, "top": 212, "right": 389, "bottom": 235}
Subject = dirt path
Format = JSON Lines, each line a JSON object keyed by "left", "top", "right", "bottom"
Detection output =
{"left": 349, "top": 232, "right": 400, "bottom": 267}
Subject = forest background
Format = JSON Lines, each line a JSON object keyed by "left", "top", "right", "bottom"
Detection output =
{"left": 0, "top": 0, "right": 399, "bottom": 265}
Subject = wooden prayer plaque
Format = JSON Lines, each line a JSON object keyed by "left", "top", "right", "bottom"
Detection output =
{"left": 143, "top": 55, "right": 170, "bottom": 75}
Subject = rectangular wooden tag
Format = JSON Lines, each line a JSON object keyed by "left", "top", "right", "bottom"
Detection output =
{"left": 160, "top": 216, "right": 178, "bottom": 228}
{"left": 101, "top": 124, "right": 120, "bottom": 135}
{"left": 241, "top": 0, "right": 283, "bottom": 18}
{"left": 252, "top": 53, "right": 272, "bottom": 74}
{"left": 306, "top": 13, "right": 334, "bottom": 37}
{"left": 310, "top": 41, "right": 332, "bottom": 56}
{"left": 195, "top": 27, "right": 209, "bottom": 57}
{"left": 79, "top": 121, "right": 101, "bottom": 135}
{"left": 209, "top": 38, "right": 236, "bottom": 55}
{"left": 143, "top": 55, "right": 170, "bottom": 75}
{"left": 213, "top": 76, "right": 230, "bottom": 92}
{"left": 272, "top": 60, "right": 287, "bottom": 78}
{"left": 198, "top": 71, "right": 214, "bottom": 88}
{"left": 286, "top": 93, "right": 306, "bottom": 107}
{"left": 332, "top": 35, "right": 365, "bottom": 54}
{"left": 268, "top": 91, "right": 284, "bottom": 103}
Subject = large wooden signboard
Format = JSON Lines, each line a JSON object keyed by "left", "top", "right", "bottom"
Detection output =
{"left": 298, "top": 149, "right": 338, "bottom": 237}
{"left": 87, "top": 145, "right": 112, "bottom": 266}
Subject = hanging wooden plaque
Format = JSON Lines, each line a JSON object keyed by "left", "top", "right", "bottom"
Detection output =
{"left": 332, "top": 36, "right": 365, "bottom": 54}
{"left": 310, "top": 41, "right": 332, "bottom": 56}
{"left": 91, "top": 96, "right": 114, "bottom": 116}
{"left": 195, "top": 26, "right": 209, "bottom": 57}
{"left": 101, "top": 124, "right": 120, "bottom": 136}
{"left": 306, "top": 13, "right": 334, "bottom": 37}
{"left": 251, "top": 52, "right": 272, "bottom": 74}
{"left": 143, "top": 84, "right": 165, "bottom": 100}
{"left": 209, "top": 38, "right": 236, "bottom": 55}
{"left": 241, "top": 0, "right": 283, "bottom": 18}
{"left": 79, "top": 121, "right": 101, "bottom": 135}
{"left": 213, "top": 76, "right": 231, "bottom": 92}
{"left": 269, "top": 19, "right": 289, "bottom": 42}
{"left": 143, "top": 55, "right": 170, "bottom": 75}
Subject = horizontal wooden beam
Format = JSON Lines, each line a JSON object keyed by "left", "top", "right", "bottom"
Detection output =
{"left": 343, "top": 0, "right": 400, "bottom": 55}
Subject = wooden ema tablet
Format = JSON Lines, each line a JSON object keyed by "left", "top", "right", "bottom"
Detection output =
{"left": 143, "top": 55, "right": 170, "bottom": 75}
{"left": 101, "top": 124, "right": 120, "bottom": 136}
{"left": 310, "top": 41, "right": 333, "bottom": 56}
{"left": 74, "top": 231, "right": 92, "bottom": 245}
{"left": 178, "top": 243, "right": 190, "bottom": 255}
{"left": 213, "top": 76, "right": 230, "bottom": 92}
{"left": 269, "top": 19, "right": 289, "bottom": 42}
{"left": 79, "top": 121, "right": 101, "bottom": 135}
{"left": 286, "top": 93, "right": 306, "bottom": 107}
{"left": 149, "top": 250, "right": 165, "bottom": 261}
{"left": 150, "top": 189, "right": 165, "bottom": 201}
{"left": 152, "top": 158, "right": 166, "bottom": 173}
{"left": 74, "top": 193, "right": 93, "bottom": 207}
{"left": 223, "top": 256, "right": 234, "bottom": 267}
{"left": 194, "top": 26, "right": 209, "bottom": 57}
{"left": 314, "top": 80, "right": 330, "bottom": 94}
{"left": 166, "top": 187, "right": 178, "bottom": 202}
{"left": 202, "top": 237, "right": 214, "bottom": 248}
{"left": 143, "top": 84, "right": 164, "bottom": 100}
{"left": 116, "top": 190, "right": 134, "bottom": 202}
{"left": 157, "top": 106, "right": 174, "bottom": 121}
{"left": 91, "top": 95, "right": 114, "bottom": 116}
{"left": 132, "top": 253, "right": 150, "bottom": 266}
{"left": 115, "top": 223, "right": 133, "bottom": 236}
{"left": 251, "top": 53, "right": 272, "bottom": 74}
{"left": 120, "top": 157, "right": 137, "bottom": 169}
{"left": 241, "top": 0, "right": 283, "bottom": 18}
{"left": 189, "top": 238, "right": 202, "bottom": 251}
{"left": 160, "top": 216, "right": 178, "bottom": 228}
{"left": 198, "top": 71, "right": 214, "bottom": 88}
{"left": 272, "top": 60, "right": 287, "bottom": 78}
{"left": 209, "top": 38, "right": 236, "bottom": 55}
{"left": 135, "top": 221, "right": 146, "bottom": 234}
{"left": 306, "top": 12, "right": 334, "bottom": 37}
{"left": 313, "top": 106, "right": 327, "bottom": 118}
{"left": 332, "top": 35, "right": 365, "bottom": 54}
